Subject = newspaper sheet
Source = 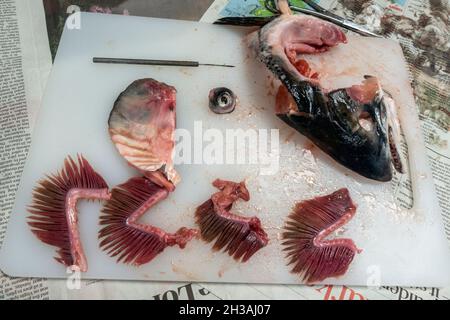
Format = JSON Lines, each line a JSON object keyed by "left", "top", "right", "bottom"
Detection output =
{"left": 0, "top": 0, "right": 52, "bottom": 299}
{"left": 0, "top": 0, "right": 449, "bottom": 300}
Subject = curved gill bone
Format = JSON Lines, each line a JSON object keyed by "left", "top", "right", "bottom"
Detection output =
{"left": 66, "top": 188, "right": 111, "bottom": 272}
{"left": 28, "top": 155, "right": 110, "bottom": 272}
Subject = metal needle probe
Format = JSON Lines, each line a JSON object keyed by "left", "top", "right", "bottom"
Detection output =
{"left": 93, "top": 57, "right": 235, "bottom": 68}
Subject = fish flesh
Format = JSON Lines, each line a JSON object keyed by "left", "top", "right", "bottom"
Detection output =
{"left": 249, "top": 13, "right": 404, "bottom": 181}
{"left": 195, "top": 179, "right": 269, "bottom": 262}
{"left": 99, "top": 176, "right": 198, "bottom": 266}
{"left": 28, "top": 155, "right": 111, "bottom": 272}
{"left": 108, "top": 78, "right": 179, "bottom": 191}
{"left": 282, "top": 188, "right": 361, "bottom": 283}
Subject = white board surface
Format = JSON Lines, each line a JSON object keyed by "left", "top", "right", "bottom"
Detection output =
{"left": 1, "top": 13, "right": 449, "bottom": 286}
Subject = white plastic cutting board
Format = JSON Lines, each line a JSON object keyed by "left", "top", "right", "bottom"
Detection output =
{"left": 1, "top": 13, "right": 449, "bottom": 286}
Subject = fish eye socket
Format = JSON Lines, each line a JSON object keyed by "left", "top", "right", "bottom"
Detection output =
{"left": 359, "top": 111, "right": 374, "bottom": 131}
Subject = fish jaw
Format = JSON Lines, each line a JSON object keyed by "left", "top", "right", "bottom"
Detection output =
{"left": 108, "top": 79, "right": 180, "bottom": 188}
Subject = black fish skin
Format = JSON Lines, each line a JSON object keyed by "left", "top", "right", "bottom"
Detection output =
{"left": 277, "top": 72, "right": 392, "bottom": 182}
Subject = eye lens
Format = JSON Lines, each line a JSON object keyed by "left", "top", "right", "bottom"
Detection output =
{"left": 219, "top": 94, "right": 230, "bottom": 106}
{"left": 209, "top": 88, "right": 236, "bottom": 114}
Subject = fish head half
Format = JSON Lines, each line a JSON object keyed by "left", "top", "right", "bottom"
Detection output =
{"left": 250, "top": 14, "right": 403, "bottom": 182}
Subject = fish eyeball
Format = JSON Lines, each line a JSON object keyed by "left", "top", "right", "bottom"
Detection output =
{"left": 209, "top": 87, "right": 237, "bottom": 114}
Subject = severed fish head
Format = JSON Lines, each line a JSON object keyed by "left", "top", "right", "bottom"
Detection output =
{"left": 109, "top": 79, "right": 180, "bottom": 190}
{"left": 250, "top": 14, "right": 403, "bottom": 182}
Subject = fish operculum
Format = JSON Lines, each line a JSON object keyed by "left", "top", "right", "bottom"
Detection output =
{"left": 383, "top": 93, "right": 406, "bottom": 174}
{"left": 108, "top": 78, "right": 180, "bottom": 191}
